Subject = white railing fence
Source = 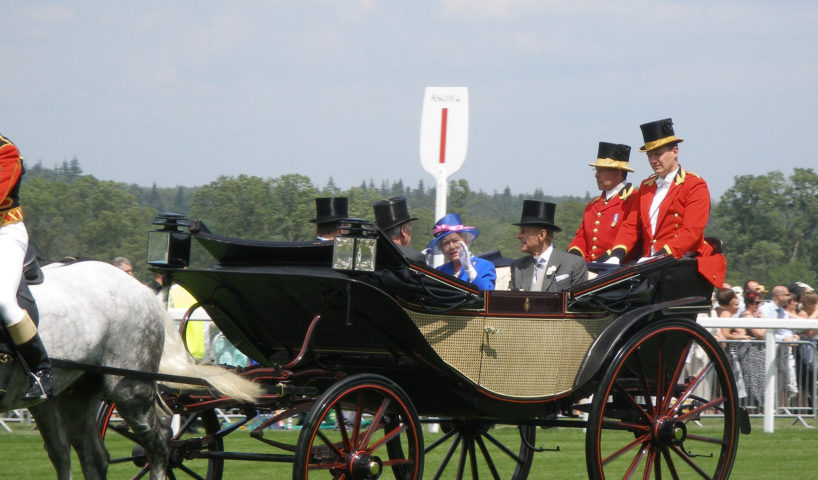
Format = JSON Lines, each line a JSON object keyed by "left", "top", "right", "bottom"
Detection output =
{"left": 697, "top": 316, "right": 818, "bottom": 433}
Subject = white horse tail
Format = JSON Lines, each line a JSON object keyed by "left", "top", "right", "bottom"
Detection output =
{"left": 157, "top": 310, "right": 262, "bottom": 403}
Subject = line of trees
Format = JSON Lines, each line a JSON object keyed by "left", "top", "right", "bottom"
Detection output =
{"left": 21, "top": 162, "right": 818, "bottom": 289}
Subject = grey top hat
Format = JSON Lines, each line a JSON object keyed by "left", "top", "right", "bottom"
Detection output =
{"left": 310, "top": 197, "right": 349, "bottom": 224}
{"left": 373, "top": 197, "right": 417, "bottom": 231}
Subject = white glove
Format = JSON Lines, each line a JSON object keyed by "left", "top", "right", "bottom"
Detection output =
{"left": 458, "top": 241, "right": 478, "bottom": 282}
{"left": 603, "top": 257, "right": 621, "bottom": 265}
{"left": 421, "top": 248, "right": 432, "bottom": 265}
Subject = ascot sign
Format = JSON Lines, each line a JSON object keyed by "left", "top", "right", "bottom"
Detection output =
{"left": 420, "top": 87, "right": 469, "bottom": 179}
{"left": 419, "top": 87, "right": 469, "bottom": 223}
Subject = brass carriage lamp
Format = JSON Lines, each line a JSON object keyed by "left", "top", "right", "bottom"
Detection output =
{"left": 147, "top": 213, "right": 191, "bottom": 267}
{"left": 332, "top": 218, "right": 377, "bottom": 272}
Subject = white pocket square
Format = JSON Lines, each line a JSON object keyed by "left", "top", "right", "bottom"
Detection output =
{"left": 555, "top": 274, "right": 570, "bottom": 282}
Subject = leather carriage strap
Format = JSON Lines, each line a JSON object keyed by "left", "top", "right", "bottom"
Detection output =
{"left": 51, "top": 358, "right": 211, "bottom": 386}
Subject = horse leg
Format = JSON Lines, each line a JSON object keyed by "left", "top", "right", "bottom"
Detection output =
{"left": 111, "top": 379, "right": 171, "bottom": 480}
{"left": 55, "top": 378, "right": 109, "bottom": 480}
{"left": 28, "top": 401, "right": 73, "bottom": 480}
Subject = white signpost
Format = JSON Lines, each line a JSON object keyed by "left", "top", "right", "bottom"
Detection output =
{"left": 419, "top": 86, "right": 469, "bottom": 226}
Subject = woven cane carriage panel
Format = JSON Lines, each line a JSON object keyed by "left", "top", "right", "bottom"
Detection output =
{"left": 478, "top": 316, "right": 612, "bottom": 398}
{"left": 407, "top": 311, "right": 485, "bottom": 385}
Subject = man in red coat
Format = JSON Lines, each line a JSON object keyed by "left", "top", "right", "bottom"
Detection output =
{"left": 0, "top": 132, "right": 53, "bottom": 399}
{"left": 568, "top": 142, "right": 638, "bottom": 261}
{"left": 603, "top": 118, "right": 725, "bottom": 287}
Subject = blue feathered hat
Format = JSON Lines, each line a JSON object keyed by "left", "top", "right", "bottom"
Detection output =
{"left": 425, "top": 213, "right": 479, "bottom": 254}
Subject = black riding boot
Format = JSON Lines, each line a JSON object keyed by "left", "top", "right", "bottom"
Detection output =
{"left": 7, "top": 313, "right": 53, "bottom": 400}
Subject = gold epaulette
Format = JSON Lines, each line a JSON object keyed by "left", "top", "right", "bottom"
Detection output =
{"left": 0, "top": 206, "right": 23, "bottom": 226}
{"left": 675, "top": 168, "right": 700, "bottom": 185}
{"left": 643, "top": 175, "right": 658, "bottom": 187}
{"left": 618, "top": 183, "right": 635, "bottom": 201}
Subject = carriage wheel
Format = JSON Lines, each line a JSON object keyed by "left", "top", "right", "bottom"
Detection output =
{"left": 424, "top": 420, "right": 535, "bottom": 480}
{"left": 586, "top": 320, "right": 740, "bottom": 479}
{"left": 292, "top": 373, "right": 423, "bottom": 480}
{"left": 97, "top": 401, "right": 225, "bottom": 480}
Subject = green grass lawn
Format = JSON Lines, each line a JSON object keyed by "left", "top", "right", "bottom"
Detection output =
{"left": 1, "top": 417, "right": 815, "bottom": 478}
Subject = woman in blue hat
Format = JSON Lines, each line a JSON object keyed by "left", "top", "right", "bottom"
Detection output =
{"left": 426, "top": 213, "right": 496, "bottom": 290}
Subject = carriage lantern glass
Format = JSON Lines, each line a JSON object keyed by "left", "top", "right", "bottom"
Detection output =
{"left": 332, "top": 219, "right": 377, "bottom": 272}
{"left": 147, "top": 213, "right": 191, "bottom": 267}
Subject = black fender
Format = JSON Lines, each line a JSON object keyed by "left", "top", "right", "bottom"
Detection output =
{"left": 572, "top": 296, "right": 707, "bottom": 391}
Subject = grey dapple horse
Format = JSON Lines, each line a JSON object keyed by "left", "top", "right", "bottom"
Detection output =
{"left": 0, "top": 260, "right": 260, "bottom": 479}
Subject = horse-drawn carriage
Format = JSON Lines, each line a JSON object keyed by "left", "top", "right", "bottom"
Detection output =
{"left": 98, "top": 213, "right": 747, "bottom": 479}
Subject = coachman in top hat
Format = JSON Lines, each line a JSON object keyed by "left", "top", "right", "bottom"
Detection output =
{"left": 311, "top": 197, "right": 348, "bottom": 241}
{"left": 0, "top": 132, "right": 53, "bottom": 400}
{"left": 373, "top": 197, "right": 426, "bottom": 264}
{"left": 568, "top": 142, "right": 639, "bottom": 261}
{"left": 604, "top": 118, "right": 725, "bottom": 287}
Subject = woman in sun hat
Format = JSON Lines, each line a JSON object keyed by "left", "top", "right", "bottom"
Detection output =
{"left": 426, "top": 213, "right": 496, "bottom": 290}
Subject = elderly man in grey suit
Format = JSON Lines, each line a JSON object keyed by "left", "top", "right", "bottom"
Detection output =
{"left": 510, "top": 200, "right": 588, "bottom": 292}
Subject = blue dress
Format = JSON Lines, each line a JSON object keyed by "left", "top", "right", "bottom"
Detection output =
{"left": 437, "top": 257, "right": 496, "bottom": 290}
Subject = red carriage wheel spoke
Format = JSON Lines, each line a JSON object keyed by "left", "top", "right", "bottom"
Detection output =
{"left": 613, "top": 378, "right": 655, "bottom": 424}
{"left": 366, "top": 422, "right": 407, "bottom": 452}
{"left": 669, "top": 363, "right": 715, "bottom": 417}
{"left": 642, "top": 448, "right": 657, "bottom": 480}
{"left": 351, "top": 390, "right": 364, "bottom": 448}
{"left": 685, "top": 432, "right": 729, "bottom": 446}
{"left": 314, "top": 429, "right": 347, "bottom": 463}
{"left": 382, "top": 456, "right": 416, "bottom": 467}
{"left": 676, "top": 396, "right": 726, "bottom": 423}
{"left": 623, "top": 443, "right": 649, "bottom": 479}
{"left": 668, "top": 444, "right": 715, "bottom": 479}
{"left": 356, "top": 396, "right": 390, "bottom": 450}
{"left": 656, "top": 336, "right": 667, "bottom": 415}
{"left": 601, "top": 433, "right": 651, "bottom": 466}
{"left": 333, "top": 402, "right": 352, "bottom": 451}
{"left": 659, "top": 339, "right": 693, "bottom": 413}
{"left": 631, "top": 350, "right": 657, "bottom": 418}
{"left": 294, "top": 375, "right": 423, "bottom": 480}
{"left": 661, "top": 446, "right": 681, "bottom": 480}
{"left": 600, "top": 420, "right": 651, "bottom": 433}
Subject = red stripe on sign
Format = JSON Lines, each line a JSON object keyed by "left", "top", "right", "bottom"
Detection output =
{"left": 439, "top": 108, "right": 448, "bottom": 164}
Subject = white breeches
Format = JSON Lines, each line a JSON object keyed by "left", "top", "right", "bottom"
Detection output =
{"left": 0, "top": 221, "right": 28, "bottom": 326}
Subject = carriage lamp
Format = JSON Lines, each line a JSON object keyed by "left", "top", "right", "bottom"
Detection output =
{"left": 147, "top": 213, "right": 191, "bottom": 267}
{"left": 332, "top": 219, "right": 377, "bottom": 272}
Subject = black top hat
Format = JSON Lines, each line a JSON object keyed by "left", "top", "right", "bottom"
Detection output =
{"left": 639, "top": 118, "right": 684, "bottom": 152}
{"left": 373, "top": 197, "right": 417, "bottom": 231}
{"left": 588, "top": 142, "right": 633, "bottom": 172}
{"left": 310, "top": 197, "right": 349, "bottom": 224}
{"left": 513, "top": 200, "right": 561, "bottom": 232}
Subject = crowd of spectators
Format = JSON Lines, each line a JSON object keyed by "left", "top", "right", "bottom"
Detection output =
{"left": 708, "top": 279, "right": 818, "bottom": 410}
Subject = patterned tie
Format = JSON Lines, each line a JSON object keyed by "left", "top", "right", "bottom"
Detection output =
{"left": 532, "top": 257, "right": 547, "bottom": 290}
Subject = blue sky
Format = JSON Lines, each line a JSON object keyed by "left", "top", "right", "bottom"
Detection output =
{"left": 2, "top": 1, "right": 816, "bottom": 199}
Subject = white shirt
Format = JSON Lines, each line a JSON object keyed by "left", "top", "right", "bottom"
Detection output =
{"left": 531, "top": 245, "right": 553, "bottom": 287}
{"left": 648, "top": 168, "right": 679, "bottom": 253}
{"left": 604, "top": 181, "right": 627, "bottom": 202}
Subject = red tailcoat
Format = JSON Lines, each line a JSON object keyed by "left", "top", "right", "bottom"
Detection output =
{"left": 568, "top": 184, "right": 638, "bottom": 261}
{"left": 0, "top": 134, "right": 24, "bottom": 226}
{"left": 610, "top": 168, "right": 725, "bottom": 287}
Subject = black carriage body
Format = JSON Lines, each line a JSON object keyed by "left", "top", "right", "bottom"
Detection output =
{"left": 158, "top": 224, "right": 714, "bottom": 420}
